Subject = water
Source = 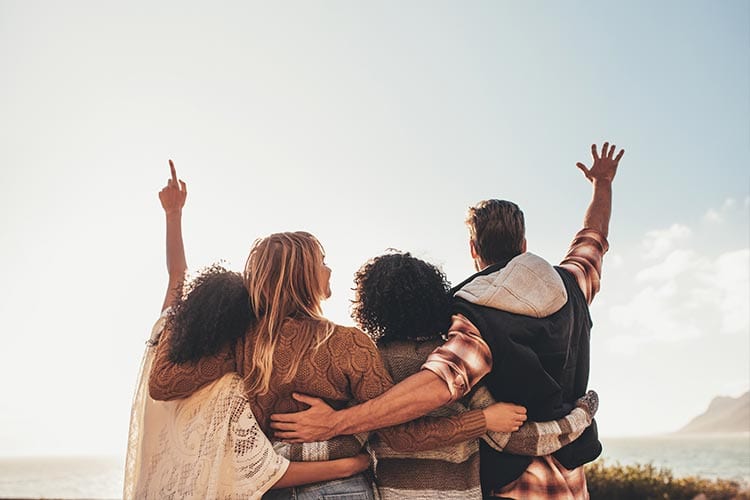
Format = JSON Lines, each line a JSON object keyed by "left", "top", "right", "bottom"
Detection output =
{"left": 600, "top": 434, "right": 750, "bottom": 484}
{"left": 1, "top": 436, "right": 748, "bottom": 498}
{"left": 0, "top": 456, "right": 123, "bottom": 499}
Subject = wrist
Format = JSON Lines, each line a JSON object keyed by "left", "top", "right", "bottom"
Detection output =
{"left": 592, "top": 178, "right": 613, "bottom": 189}
{"left": 164, "top": 209, "right": 183, "bottom": 218}
{"left": 329, "top": 409, "right": 346, "bottom": 437}
{"left": 342, "top": 457, "right": 359, "bottom": 477}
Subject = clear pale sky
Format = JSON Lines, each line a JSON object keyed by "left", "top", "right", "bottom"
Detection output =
{"left": 1, "top": 0, "right": 748, "bottom": 457}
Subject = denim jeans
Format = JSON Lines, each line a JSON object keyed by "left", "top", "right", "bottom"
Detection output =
{"left": 263, "top": 473, "right": 375, "bottom": 500}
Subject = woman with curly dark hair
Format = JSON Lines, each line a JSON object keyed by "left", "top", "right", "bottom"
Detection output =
{"left": 123, "top": 162, "right": 370, "bottom": 500}
{"left": 352, "top": 252, "right": 453, "bottom": 347}
{"left": 165, "top": 264, "right": 251, "bottom": 363}
{"left": 352, "top": 251, "right": 600, "bottom": 500}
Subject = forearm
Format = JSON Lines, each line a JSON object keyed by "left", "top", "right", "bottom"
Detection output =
{"left": 559, "top": 180, "right": 611, "bottom": 304}
{"left": 496, "top": 406, "right": 592, "bottom": 456}
{"left": 161, "top": 211, "right": 187, "bottom": 312}
{"left": 481, "top": 390, "right": 598, "bottom": 456}
{"left": 582, "top": 179, "right": 613, "bottom": 239}
{"left": 376, "top": 408, "right": 486, "bottom": 452}
{"left": 332, "top": 370, "right": 453, "bottom": 436}
{"left": 272, "top": 457, "right": 366, "bottom": 489}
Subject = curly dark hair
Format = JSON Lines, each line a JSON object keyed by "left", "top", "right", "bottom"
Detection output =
{"left": 352, "top": 252, "right": 452, "bottom": 345}
{"left": 167, "top": 264, "right": 254, "bottom": 364}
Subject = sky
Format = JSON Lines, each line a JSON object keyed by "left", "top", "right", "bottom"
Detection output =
{"left": 0, "top": 0, "right": 748, "bottom": 457}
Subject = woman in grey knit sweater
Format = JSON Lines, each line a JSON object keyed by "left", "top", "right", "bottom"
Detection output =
{"left": 352, "top": 252, "right": 599, "bottom": 500}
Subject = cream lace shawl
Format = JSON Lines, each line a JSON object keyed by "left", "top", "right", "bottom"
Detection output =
{"left": 124, "top": 313, "right": 289, "bottom": 499}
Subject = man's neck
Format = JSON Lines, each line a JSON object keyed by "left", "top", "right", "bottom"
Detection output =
{"left": 454, "top": 256, "right": 516, "bottom": 294}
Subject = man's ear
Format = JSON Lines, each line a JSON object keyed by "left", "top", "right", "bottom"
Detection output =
{"left": 470, "top": 239, "right": 479, "bottom": 259}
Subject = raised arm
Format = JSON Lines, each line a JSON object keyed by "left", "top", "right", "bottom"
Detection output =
{"left": 149, "top": 162, "right": 235, "bottom": 400}
{"left": 576, "top": 142, "right": 623, "bottom": 239}
{"left": 560, "top": 142, "right": 624, "bottom": 304}
{"left": 159, "top": 160, "right": 187, "bottom": 313}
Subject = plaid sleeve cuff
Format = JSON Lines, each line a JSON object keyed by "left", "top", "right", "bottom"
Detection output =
{"left": 421, "top": 314, "right": 492, "bottom": 402}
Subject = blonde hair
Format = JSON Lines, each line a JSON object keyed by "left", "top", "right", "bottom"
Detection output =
{"left": 243, "top": 231, "right": 334, "bottom": 396}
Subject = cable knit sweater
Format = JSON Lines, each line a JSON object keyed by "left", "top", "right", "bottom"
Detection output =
{"left": 149, "top": 317, "right": 488, "bottom": 461}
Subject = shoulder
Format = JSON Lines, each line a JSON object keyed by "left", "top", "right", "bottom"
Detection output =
{"left": 379, "top": 338, "right": 442, "bottom": 357}
{"left": 320, "top": 323, "right": 378, "bottom": 352}
{"left": 455, "top": 253, "right": 567, "bottom": 318}
{"left": 554, "top": 266, "right": 588, "bottom": 304}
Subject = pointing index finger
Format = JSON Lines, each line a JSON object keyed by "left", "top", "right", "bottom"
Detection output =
{"left": 169, "top": 159, "right": 177, "bottom": 183}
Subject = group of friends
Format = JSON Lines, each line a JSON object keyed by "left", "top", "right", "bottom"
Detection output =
{"left": 124, "top": 141, "right": 625, "bottom": 499}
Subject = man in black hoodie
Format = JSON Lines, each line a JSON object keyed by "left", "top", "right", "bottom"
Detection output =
{"left": 445, "top": 142, "right": 623, "bottom": 497}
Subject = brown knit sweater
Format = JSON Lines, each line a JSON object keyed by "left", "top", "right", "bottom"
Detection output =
{"left": 149, "top": 317, "right": 487, "bottom": 459}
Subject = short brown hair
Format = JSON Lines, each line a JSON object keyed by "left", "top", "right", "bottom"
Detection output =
{"left": 466, "top": 199, "right": 525, "bottom": 265}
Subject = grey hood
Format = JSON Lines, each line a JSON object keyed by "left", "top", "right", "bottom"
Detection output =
{"left": 454, "top": 252, "right": 567, "bottom": 318}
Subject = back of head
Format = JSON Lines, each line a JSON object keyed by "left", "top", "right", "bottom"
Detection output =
{"left": 168, "top": 265, "right": 253, "bottom": 364}
{"left": 244, "top": 231, "right": 327, "bottom": 322}
{"left": 352, "top": 252, "right": 452, "bottom": 345}
{"left": 243, "top": 231, "right": 332, "bottom": 396}
{"left": 466, "top": 199, "right": 526, "bottom": 265}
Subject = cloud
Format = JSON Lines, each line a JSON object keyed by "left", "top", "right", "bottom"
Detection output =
{"left": 641, "top": 224, "right": 691, "bottom": 260}
{"left": 604, "top": 213, "right": 748, "bottom": 354}
{"left": 703, "top": 209, "right": 722, "bottom": 223}
{"left": 608, "top": 282, "right": 702, "bottom": 349}
{"left": 635, "top": 249, "right": 699, "bottom": 283}
{"left": 702, "top": 197, "right": 742, "bottom": 224}
{"left": 723, "top": 198, "right": 737, "bottom": 210}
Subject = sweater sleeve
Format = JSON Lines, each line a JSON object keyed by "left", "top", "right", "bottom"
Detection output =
{"left": 148, "top": 323, "right": 237, "bottom": 401}
{"left": 468, "top": 386, "right": 597, "bottom": 456}
{"left": 340, "top": 328, "right": 488, "bottom": 452}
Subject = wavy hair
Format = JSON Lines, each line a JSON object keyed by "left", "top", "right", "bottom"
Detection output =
{"left": 243, "top": 231, "right": 334, "bottom": 397}
{"left": 352, "top": 251, "right": 452, "bottom": 345}
{"left": 167, "top": 264, "right": 253, "bottom": 364}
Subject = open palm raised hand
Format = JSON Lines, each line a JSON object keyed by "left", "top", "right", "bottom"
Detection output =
{"left": 576, "top": 142, "right": 624, "bottom": 184}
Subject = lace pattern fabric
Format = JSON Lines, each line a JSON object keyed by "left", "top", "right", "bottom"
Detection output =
{"left": 124, "top": 313, "right": 289, "bottom": 500}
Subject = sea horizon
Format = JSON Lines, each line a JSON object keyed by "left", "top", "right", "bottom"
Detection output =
{"left": 1, "top": 434, "right": 748, "bottom": 499}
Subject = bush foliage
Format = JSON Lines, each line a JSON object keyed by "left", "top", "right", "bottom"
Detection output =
{"left": 586, "top": 460, "right": 749, "bottom": 500}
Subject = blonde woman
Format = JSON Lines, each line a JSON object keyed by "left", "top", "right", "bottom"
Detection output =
{"left": 124, "top": 163, "right": 370, "bottom": 499}
{"left": 149, "top": 193, "right": 529, "bottom": 499}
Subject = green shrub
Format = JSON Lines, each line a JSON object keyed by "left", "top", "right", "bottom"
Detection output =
{"left": 586, "top": 460, "right": 749, "bottom": 500}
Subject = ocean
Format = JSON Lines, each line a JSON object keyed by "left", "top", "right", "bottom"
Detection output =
{"left": 600, "top": 434, "right": 750, "bottom": 484}
{"left": 1, "top": 435, "right": 748, "bottom": 499}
